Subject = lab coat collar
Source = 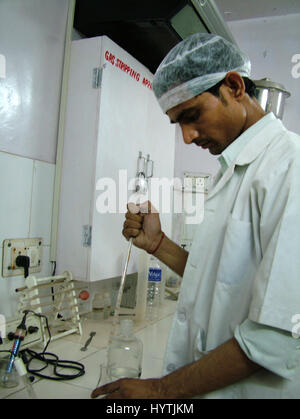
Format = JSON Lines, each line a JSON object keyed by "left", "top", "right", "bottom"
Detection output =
{"left": 235, "top": 113, "right": 284, "bottom": 166}
{"left": 207, "top": 113, "right": 285, "bottom": 202}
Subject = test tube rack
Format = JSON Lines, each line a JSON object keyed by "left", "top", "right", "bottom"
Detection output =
{"left": 16, "top": 271, "right": 82, "bottom": 345}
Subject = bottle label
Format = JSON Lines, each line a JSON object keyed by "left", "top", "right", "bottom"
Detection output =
{"left": 148, "top": 268, "right": 162, "bottom": 282}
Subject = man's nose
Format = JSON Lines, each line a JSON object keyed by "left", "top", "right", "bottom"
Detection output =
{"left": 181, "top": 124, "right": 200, "bottom": 144}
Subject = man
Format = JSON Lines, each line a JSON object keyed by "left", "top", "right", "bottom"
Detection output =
{"left": 92, "top": 33, "right": 300, "bottom": 399}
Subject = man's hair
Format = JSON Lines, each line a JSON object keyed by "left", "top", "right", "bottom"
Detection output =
{"left": 206, "top": 77, "right": 257, "bottom": 98}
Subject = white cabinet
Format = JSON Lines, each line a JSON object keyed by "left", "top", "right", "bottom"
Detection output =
{"left": 56, "top": 36, "right": 175, "bottom": 282}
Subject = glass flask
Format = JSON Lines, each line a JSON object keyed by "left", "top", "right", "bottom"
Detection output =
{"left": 107, "top": 319, "right": 143, "bottom": 381}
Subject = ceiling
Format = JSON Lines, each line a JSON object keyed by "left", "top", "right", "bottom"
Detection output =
{"left": 74, "top": 0, "right": 189, "bottom": 73}
{"left": 215, "top": 0, "right": 300, "bottom": 21}
{"left": 74, "top": 0, "right": 300, "bottom": 73}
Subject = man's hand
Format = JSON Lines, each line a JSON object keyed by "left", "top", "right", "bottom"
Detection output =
{"left": 122, "top": 201, "right": 163, "bottom": 254}
{"left": 91, "top": 377, "right": 168, "bottom": 399}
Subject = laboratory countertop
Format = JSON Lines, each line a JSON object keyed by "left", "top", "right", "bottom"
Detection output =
{"left": 0, "top": 299, "right": 177, "bottom": 399}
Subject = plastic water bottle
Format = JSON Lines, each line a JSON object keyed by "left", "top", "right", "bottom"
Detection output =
{"left": 146, "top": 256, "right": 162, "bottom": 322}
{"left": 107, "top": 319, "right": 143, "bottom": 381}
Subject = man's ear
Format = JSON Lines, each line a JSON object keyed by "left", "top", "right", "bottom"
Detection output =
{"left": 223, "top": 72, "right": 246, "bottom": 100}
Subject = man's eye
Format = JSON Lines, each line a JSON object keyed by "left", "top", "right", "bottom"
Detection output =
{"left": 190, "top": 113, "right": 199, "bottom": 121}
{"left": 183, "top": 113, "right": 199, "bottom": 123}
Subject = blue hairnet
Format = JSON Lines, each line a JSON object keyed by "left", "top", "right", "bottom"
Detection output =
{"left": 153, "top": 33, "right": 251, "bottom": 113}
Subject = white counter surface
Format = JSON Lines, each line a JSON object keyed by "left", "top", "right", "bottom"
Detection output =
{"left": 0, "top": 300, "right": 176, "bottom": 399}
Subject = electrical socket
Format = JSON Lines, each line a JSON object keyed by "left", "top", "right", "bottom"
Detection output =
{"left": 195, "top": 177, "right": 205, "bottom": 190}
{"left": 26, "top": 246, "right": 40, "bottom": 267}
{"left": 184, "top": 175, "right": 205, "bottom": 192}
{"left": 184, "top": 172, "right": 211, "bottom": 193}
{"left": 184, "top": 177, "right": 193, "bottom": 191}
{"left": 11, "top": 246, "right": 28, "bottom": 270}
{"left": 2, "top": 238, "right": 42, "bottom": 278}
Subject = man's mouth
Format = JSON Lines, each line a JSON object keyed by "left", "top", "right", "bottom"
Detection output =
{"left": 200, "top": 141, "right": 211, "bottom": 149}
{"left": 193, "top": 138, "right": 213, "bottom": 149}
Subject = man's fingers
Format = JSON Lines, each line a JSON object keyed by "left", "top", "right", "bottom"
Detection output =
{"left": 91, "top": 383, "right": 120, "bottom": 399}
{"left": 125, "top": 211, "right": 143, "bottom": 223}
{"left": 123, "top": 211, "right": 143, "bottom": 241}
{"left": 139, "top": 200, "right": 158, "bottom": 214}
{"left": 128, "top": 200, "right": 158, "bottom": 215}
{"left": 127, "top": 202, "right": 140, "bottom": 214}
{"left": 124, "top": 219, "right": 142, "bottom": 230}
{"left": 122, "top": 227, "right": 140, "bottom": 240}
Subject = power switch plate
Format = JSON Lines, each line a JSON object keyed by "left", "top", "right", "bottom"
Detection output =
{"left": 184, "top": 172, "right": 211, "bottom": 193}
{"left": 2, "top": 238, "right": 43, "bottom": 278}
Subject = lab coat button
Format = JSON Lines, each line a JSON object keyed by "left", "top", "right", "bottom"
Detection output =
{"left": 166, "top": 363, "right": 176, "bottom": 372}
{"left": 286, "top": 355, "right": 299, "bottom": 370}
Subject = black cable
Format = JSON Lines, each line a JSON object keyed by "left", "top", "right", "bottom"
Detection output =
{"left": 24, "top": 349, "right": 85, "bottom": 381}
{"left": 51, "top": 261, "right": 56, "bottom": 302}
{"left": 21, "top": 310, "right": 85, "bottom": 381}
{"left": 51, "top": 261, "right": 56, "bottom": 277}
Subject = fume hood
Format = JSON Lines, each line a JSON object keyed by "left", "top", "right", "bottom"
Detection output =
{"left": 56, "top": 36, "right": 176, "bottom": 282}
{"left": 74, "top": 0, "right": 236, "bottom": 73}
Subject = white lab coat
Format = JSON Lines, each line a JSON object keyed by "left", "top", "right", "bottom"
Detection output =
{"left": 163, "top": 113, "right": 300, "bottom": 398}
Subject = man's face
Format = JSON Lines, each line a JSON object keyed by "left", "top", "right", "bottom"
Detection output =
{"left": 167, "top": 82, "right": 247, "bottom": 155}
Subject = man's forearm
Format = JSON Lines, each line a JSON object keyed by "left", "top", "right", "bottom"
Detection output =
{"left": 91, "top": 337, "right": 262, "bottom": 399}
{"left": 154, "top": 234, "right": 188, "bottom": 277}
{"left": 159, "top": 337, "right": 261, "bottom": 398}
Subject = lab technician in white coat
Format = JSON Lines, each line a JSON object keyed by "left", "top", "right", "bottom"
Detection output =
{"left": 91, "top": 33, "right": 300, "bottom": 399}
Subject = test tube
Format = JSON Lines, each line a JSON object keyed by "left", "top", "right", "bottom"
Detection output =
{"left": 146, "top": 155, "right": 153, "bottom": 178}
{"left": 137, "top": 152, "right": 145, "bottom": 176}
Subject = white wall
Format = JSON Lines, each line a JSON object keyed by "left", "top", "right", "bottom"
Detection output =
{"left": 0, "top": 0, "right": 69, "bottom": 317}
{"left": 228, "top": 14, "right": 300, "bottom": 135}
{"left": 0, "top": 153, "right": 56, "bottom": 316}
{"left": 0, "top": 0, "right": 69, "bottom": 163}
